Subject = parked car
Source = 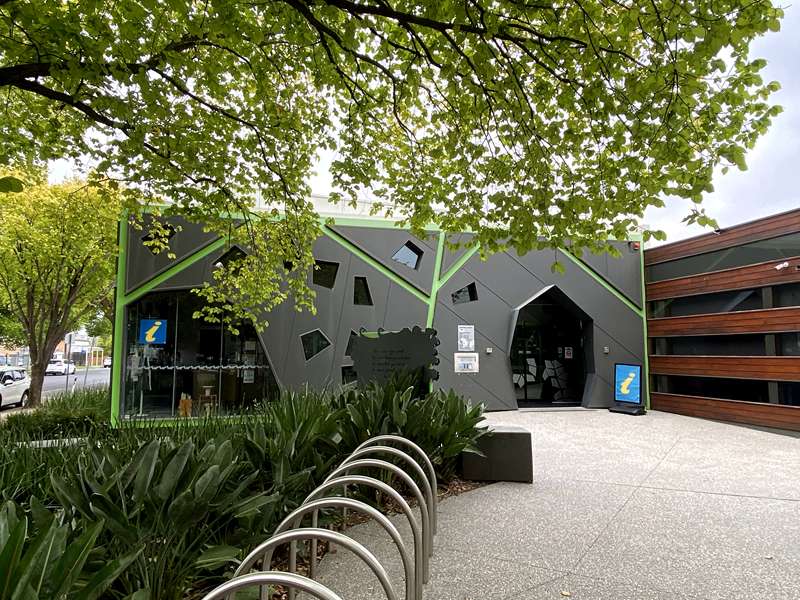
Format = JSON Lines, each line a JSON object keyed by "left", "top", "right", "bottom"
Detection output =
{"left": 0, "top": 368, "right": 29, "bottom": 408}
{"left": 45, "top": 359, "right": 76, "bottom": 375}
{"left": 103, "top": 356, "right": 112, "bottom": 368}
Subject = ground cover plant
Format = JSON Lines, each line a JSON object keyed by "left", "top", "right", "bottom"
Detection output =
{"left": 0, "top": 380, "right": 486, "bottom": 599}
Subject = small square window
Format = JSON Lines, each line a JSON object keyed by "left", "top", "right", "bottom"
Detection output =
{"left": 300, "top": 329, "right": 331, "bottom": 360}
{"left": 452, "top": 282, "right": 479, "bottom": 304}
{"left": 341, "top": 365, "right": 358, "bottom": 385}
{"left": 354, "top": 277, "right": 373, "bottom": 306}
{"left": 313, "top": 260, "right": 339, "bottom": 289}
{"left": 392, "top": 241, "right": 424, "bottom": 270}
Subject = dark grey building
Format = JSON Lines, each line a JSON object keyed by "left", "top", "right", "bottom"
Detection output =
{"left": 111, "top": 215, "right": 647, "bottom": 420}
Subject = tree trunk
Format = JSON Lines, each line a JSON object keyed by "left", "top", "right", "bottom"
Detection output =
{"left": 27, "top": 360, "right": 45, "bottom": 408}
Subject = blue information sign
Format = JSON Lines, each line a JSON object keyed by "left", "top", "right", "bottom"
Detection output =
{"left": 138, "top": 319, "right": 167, "bottom": 345}
{"left": 614, "top": 363, "right": 642, "bottom": 405}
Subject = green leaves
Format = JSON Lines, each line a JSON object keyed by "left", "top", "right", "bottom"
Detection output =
{"left": 0, "top": 1, "right": 784, "bottom": 326}
{"left": 0, "top": 177, "right": 24, "bottom": 193}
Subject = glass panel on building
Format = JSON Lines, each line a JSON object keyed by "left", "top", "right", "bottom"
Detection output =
{"left": 778, "top": 382, "right": 800, "bottom": 406}
{"left": 353, "top": 277, "right": 373, "bottom": 306}
{"left": 652, "top": 334, "right": 766, "bottom": 356}
{"left": 345, "top": 330, "right": 358, "bottom": 357}
{"left": 391, "top": 241, "right": 424, "bottom": 270}
{"left": 313, "top": 260, "right": 339, "bottom": 289}
{"left": 452, "top": 282, "right": 479, "bottom": 304}
{"left": 654, "top": 374, "right": 770, "bottom": 403}
{"left": 123, "top": 290, "right": 278, "bottom": 419}
{"left": 649, "top": 288, "right": 762, "bottom": 318}
{"left": 777, "top": 332, "right": 800, "bottom": 356}
{"left": 647, "top": 231, "right": 800, "bottom": 282}
{"left": 301, "top": 329, "right": 331, "bottom": 360}
{"left": 774, "top": 282, "right": 800, "bottom": 308}
{"left": 341, "top": 365, "right": 357, "bottom": 385}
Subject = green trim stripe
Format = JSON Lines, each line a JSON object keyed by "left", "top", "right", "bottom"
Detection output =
{"left": 639, "top": 242, "right": 651, "bottom": 410}
{"left": 110, "top": 213, "right": 129, "bottom": 426}
{"left": 321, "top": 225, "right": 429, "bottom": 304}
{"left": 426, "top": 232, "right": 446, "bottom": 327}
{"left": 122, "top": 237, "right": 228, "bottom": 305}
{"left": 560, "top": 249, "right": 644, "bottom": 317}
{"left": 438, "top": 243, "right": 480, "bottom": 288}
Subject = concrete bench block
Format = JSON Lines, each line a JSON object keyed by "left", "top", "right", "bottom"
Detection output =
{"left": 461, "top": 425, "right": 533, "bottom": 483}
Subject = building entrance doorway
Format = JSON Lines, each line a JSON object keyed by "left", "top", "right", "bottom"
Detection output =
{"left": 510, "top": 286, "right": 592, "bottom": 407}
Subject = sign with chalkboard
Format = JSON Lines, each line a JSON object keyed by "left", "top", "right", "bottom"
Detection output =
{"left": 350, "top": 327, "right": 439, "bottom": 388}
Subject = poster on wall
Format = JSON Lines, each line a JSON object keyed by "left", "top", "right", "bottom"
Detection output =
{"left": 242, "top": 369, "right": 255, "bottom": 384}
{"left": 614, "top": 363, "right": 642, "bottom": 405}
{"left": 457, "top": 325, "right": 475, "bottom": 352}
{"left": 454, "top": 352, "right": 479, "bottom": 373}
{"left": 138, "top": 319, "right": 167, "bottom": 344}
{"left": 564, "top": 347, "right": 573, "bottom": 359}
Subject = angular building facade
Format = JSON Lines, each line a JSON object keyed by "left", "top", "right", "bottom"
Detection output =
{"left": 111, "top": 214, "right": 647, "bottom": 421}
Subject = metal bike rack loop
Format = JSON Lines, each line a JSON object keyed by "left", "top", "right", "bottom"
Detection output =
{"left": 305, "top": 475, "right": 425, "bottom": 600}
{"left": 324, "top": 458, "right": 432, "bottom": 563}
{"left": 339, "top": 445, "right": 435, "bottom": 544}
{"left": 202, "top": 571, "right": 343, "bottom": 600}
{"left": 266, "top": 497, "right": 415, "bottom": 600}
{"left": 354, "top": 436, "right": 438, "bottom": 534}
{"left": 235, "top": 528, "right": 398, "bottom": 600}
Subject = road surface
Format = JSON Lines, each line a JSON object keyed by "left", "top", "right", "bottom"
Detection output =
{"left": 42, "top": 367, "right": 111, "bottom": 396}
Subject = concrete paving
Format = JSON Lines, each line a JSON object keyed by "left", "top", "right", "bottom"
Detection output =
{"left": 311, "top": 409, "right": 800, "bottom": 600}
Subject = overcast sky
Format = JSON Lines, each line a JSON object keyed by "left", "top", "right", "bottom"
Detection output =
{"left": 642, "top": 7, "right": 800, "bottom": 247}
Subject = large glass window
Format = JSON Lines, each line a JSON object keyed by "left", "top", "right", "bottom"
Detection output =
{"left": 123, "top": 290, "right": 278, "bottom": 419}
{"left": 651, "top": 334, "right": 766, "bottom": 356}
{"left": 649, "top": 288, "right": 762, "bottom": 318}
{"left": 778, "top": 382, "right": 800, "bottom": 406}
{"left": 777, "top": 333, "right": 800, "bottom": 356}
{"left": 654, "top": 375, "right": 770, "bottom": 403}
{"left": 647, "top": 231, "right": 800, "bottom": 282}
{"left": 774, "top": 282, "right": 800, "bottom": 308}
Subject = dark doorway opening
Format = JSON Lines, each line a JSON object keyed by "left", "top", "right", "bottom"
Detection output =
{"left": 510, "top": 286, "right": 592, "bottom": 408}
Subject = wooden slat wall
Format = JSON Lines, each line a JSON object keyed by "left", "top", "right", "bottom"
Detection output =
{"left": 648, "top": 307, "right": 800, "bottom": 337}
{"left": 646, "top": 256, "right": 800, "bottom": 301}
{"left": 646, "top": 208, "right": 800, "bottom": 266}
{"left": 650, "top": 355, "right": 800, "bottom": 381}
{"left": 651, "top": 393, "right": 800, "bottom": 431}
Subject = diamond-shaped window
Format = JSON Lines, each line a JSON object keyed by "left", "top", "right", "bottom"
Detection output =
{"left": 301, "top": 329, "right": 331, "bottom": 361}
{"left": 452, "top": 282, "right": 479, "bottom": 304}
{"left": 392, "top": 241, "right": 424, "bottom": 270}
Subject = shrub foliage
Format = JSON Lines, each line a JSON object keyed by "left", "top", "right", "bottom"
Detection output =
{"left": 0, "top": 381, "right": 486, "bottom": 598}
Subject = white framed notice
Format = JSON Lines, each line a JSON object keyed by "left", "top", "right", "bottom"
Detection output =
{"left": 243, "top": 369, "right": 255, "bottom": 384}
{"left": 457, "top": 325, "right": 475, "bottom": 352}
{"left": 454, "top": 352, "right": 479, "bottom": 373}
{"left": 564, "top": 346, "right": 573, "bottom": 359}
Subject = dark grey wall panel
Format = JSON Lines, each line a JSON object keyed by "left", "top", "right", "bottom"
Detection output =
{"left": 578, "top": 242, "right": 643, "bottom": 307}
{"left": 126, "top": 216, "right": 218, "bottom": 294}
{"left": 329, "top": 225, "right": 436, "bottom": 294}
{"left": 441, "top": 233, "right": 476, "bottom": 275}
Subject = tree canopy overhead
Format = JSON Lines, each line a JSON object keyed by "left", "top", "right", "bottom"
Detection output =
{"left": 0, "top": 0, "right": 784, "bottom": 324}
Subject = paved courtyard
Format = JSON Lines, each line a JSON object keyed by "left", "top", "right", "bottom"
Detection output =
{"left": 314, "top": 409, "right": 800, "bottom": 600}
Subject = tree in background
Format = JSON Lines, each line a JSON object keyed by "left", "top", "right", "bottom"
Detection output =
{"left": 0, "top": 0, "right": 785, "bottom": 327}
{"left": 0, "top": 173, "right": 120, "bottom": 406}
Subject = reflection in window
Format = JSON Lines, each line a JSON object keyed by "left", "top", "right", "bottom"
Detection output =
{"left": 774, "top": 282, "right": 800, "bottom": 308}
{"left": 654, "top": 374, "right": 770, "bottom": 403}
{"left": 123, "top": 290, "right": 278, "bottom": 419}
{"left": 354, "top": 277, "right": 373, "bottom": 306}
{"left": 392, "top": 241, "right": 424, "bottom": 270}
{"left": 652, "top": 334, "right": 766, "bottom": 356}
{"left": 301, "top": 329, "right": 331, "bottom": 360}
{"left": 313, "top": 260, "right": 339, "bottom": 289}
{"left": 779, "top": 382, "right": 800, "bottom": 406}
{"left": 649, "top": 288, "right": 762, "bottom": 318}
{"left": 778, "top": 332, "right": 800, "bottom": 356}
{"left": 646, "top": 230, "right": 800, "bottom": 282}
{"left": 452, "top": 282, "right": 479, "bottom": 304}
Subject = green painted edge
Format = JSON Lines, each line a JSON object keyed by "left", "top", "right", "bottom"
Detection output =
{"left": 438, "top": 243, "right": 480, "bottom": 288}
{"left": 321, "top": 225, "right": 430, "bottom": 304}
{"left": 426, "top": 232, "right": 445, "bottom": 328}
{"left": 560, "top": 249, "right": 644, "bottom": 317}
{"left": 110, "top": 212, "right": 128, "bottom": 426}
{"left": 640, "top": 241, "right": 651, "bottom": 410}
{"left": 122, "top": 237, "right": 228, "bottom": 305}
